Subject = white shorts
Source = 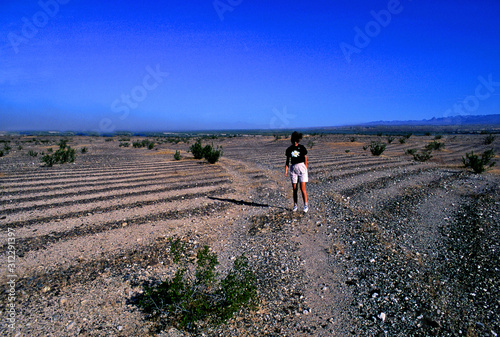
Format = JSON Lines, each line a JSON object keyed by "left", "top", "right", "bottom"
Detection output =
{"left": 290, "top": 163, "right": 308, "bottom": 183}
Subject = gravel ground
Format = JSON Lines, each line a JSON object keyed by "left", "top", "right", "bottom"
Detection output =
{"left": 0, "top": 134, "right": 499, "bottom": 336}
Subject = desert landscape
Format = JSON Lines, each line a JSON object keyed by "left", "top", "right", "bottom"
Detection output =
{"left": 1, "top": 132, "right": 499, "bottom": 336}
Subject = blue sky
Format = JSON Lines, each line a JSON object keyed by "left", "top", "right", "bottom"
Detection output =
{"left": 1, "top": 0, "right": 499, "bottom": 132}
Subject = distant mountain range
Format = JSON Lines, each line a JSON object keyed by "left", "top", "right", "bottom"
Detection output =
{"left": 361, "top": 114, "right": 500, "bottom": 126}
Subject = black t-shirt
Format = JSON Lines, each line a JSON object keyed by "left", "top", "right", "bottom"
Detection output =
{"left": 286, "top": 144, "right": 308, "bottom": 166}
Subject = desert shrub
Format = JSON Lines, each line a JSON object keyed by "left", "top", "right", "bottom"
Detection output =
{"left": 307, "top": 140, "right": 315, "bottom": 149}
{"left": 58, "top": 139, "right": 68, "bottom": 148}
{"left": 399, "top": 138, "right": 406, "bottom": 144}
{"left": 28, "top": 150, "right": 38, "bottom": 157}
{"left": 137, "top": 239, "right": 257, "bottom": 332}
{"left": 484, "top": 134, "right": 495, "bottom": 145}
{"left": 405, "top": 148, "right": 417, "bottom": 155}
{"left": 203, "top": 144, "right": 223, "bottom": 164}
{"left": 363, "top": 145, "right": 368, "bottom": 151}
{"left": 462, "top": 149, "right": 496, "bottom": 173}
{"left": 174, "top": 150, "right": 182, "bottom": 160}
{"left": 425, "top": 141, "right": 445, "bottom": 151}
{"left": 345, "top": 149, "right": 350, "bottom": 153}
{"left": 350, "top": 137, "right": 356, "bottom": 142}
{"left": 41, "top": 141, "right": 75, "bottom": 167}
{"left": 3, "top": 143, "right": 11, "bottom": 154}
{"left": 369, "top": 141, "right": 386, "bottom": 156}
{"left": 81, "top": 147, "right": 87, "bottom": 154}
{"left": 434, "top": 134, "right": 442, "bottom": 140}
{"left": 405, "top": 133, "right": 412, "bottom": 139}
{"left": 413, "top": 150, "right": 433, "bottom": 162}
{"left": 119, "top": 142, "right": 130, "bottom": 147}
{"left": 132, "top": 139, "right": 155, "bottom": 149}
{"left": 189, "top": 140, "right": 206, "bottom": 159}
{"left": 387, "top": 136, "right": 395, "bottom": 144}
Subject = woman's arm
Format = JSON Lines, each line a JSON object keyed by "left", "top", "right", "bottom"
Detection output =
{"left": 304, "top": 155, "right": 308, "bottom": 170}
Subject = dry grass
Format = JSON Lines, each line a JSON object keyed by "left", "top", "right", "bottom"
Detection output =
{"left": 146, "top": 150, "right": 177, "bottom": 155}
{"left": 325, "top": 141, "right": 364, "bottom": 149}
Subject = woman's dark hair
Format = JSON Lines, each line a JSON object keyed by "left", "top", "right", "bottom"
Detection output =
{"left": 291, "top": 131, "right": 303, "bottom": 144}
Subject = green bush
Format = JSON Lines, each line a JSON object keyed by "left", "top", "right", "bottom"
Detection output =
{"left": 189, "top": 140, "right": 206, "bottom": 159}
{"left": 190, "top": 141, "right": 223, "bottom": 163}
{"left": 369, "top": 141, "right": 386, "bottom": 156}
{"left": 413, "top": 150, "right": 433, "bottom": 162}
{"left": 387, "top": 136, "right": 395, "bottom": 144}
{"left": 484, "top": 134, "right": 495, "bottom": 145}
{"left": 137, "top": 238, "right": 257, "bottom": 332}
{"left": 41, "top": 140, "right": 75, "bottom": 167}
{"left": 174, "top": 150, "right": 182, "bottom": 160}
{"left": 133, "top": 139, "right": 155, "bottom": 149}
{"left": 462, "top": 149, "right": 496, "bottom": 173}
{"left": 28, "top": 150, "right": 38, "bottom": 157}
{"left": 405, "top": 148, "right": 417, "bottom": 155}
{"left": 203, "top": 144, "right": 223, "bottom": 164}
{"left": 425, "top": 141, "right": 445, "bottom": 151}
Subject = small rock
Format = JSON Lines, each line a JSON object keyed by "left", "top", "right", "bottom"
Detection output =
{"left": 66, "top": 321, "right": 75, "bottom": 330}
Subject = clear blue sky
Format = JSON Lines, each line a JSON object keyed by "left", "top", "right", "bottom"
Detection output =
{"left": 1, "top": 0, "right": 499, "bottom": 132}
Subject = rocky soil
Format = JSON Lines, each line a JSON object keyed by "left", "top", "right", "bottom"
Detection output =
{"left": 0, "top": 133, "right": 499, "bottom": 336}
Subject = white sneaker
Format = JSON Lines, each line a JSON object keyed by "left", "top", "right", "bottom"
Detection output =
{"left": 292, "top": 204, "right": 298, "bottom": 212}
{"left": 303, "top": 205, "right": 309, "bottom": 213}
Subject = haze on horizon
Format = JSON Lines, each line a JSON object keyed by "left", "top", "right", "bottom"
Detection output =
{"left": 1, "top": 0, "right": 499, "bottom": 132}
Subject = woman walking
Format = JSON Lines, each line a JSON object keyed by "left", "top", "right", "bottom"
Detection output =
{"left": 284, "top": 131, "right": 309, "bottom": 212}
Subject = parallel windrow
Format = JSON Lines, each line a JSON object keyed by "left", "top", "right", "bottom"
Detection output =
{"left": 337, "top": 166, "right": 443, "bottom": 200}
{"left": 1, "top": 193, "right": 232, "bottom": 257}
{"left": 1, "top": 166, "right": 228, "bottom": 200}
{"left": 2, "top": 175, "right": 231, "bottom": 212}
{"left": 0, "top": 159, "right": 215, "bottom": 185}
{"left": 2, "top": 180, "right": 232, "bottom": 224}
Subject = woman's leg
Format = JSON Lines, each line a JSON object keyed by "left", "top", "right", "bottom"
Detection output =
{"left": 292, "top": 183, "right": 298, "bottom": 205}
{"left": 300, "top": 182, "right": 308, "bottom": 205}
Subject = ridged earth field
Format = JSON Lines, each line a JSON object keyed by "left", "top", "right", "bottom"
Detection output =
{"left": 1, "top": 133, "right": 499, "bottom": 336}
